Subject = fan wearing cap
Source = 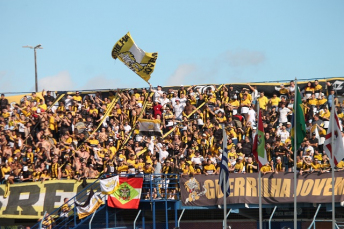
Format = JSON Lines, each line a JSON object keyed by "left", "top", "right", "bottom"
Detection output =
{"left": 152, "top": 100, "right": 163, "bottom": 119}
{"left": 277, "top": 84, "right": 289, "bottom": 96}
{"left": 275, "top": 157, "right": 285, "bottom": 173}
{"left": 177, "top": 85, "right": 186, "bottom": 98}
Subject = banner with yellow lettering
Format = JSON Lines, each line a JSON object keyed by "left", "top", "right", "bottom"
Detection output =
{"left": 181, "top": 172, "right": 344, "bottom": 206}
{"left": 111, "top": 32, "right": 158, "bottom": 82}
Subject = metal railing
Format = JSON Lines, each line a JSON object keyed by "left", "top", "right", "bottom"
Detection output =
{"left": 32, "top": 173, "right": 180, "bottom": 229}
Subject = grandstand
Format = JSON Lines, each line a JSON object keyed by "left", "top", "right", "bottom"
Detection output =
{"left": 0, "top": 77, "right": 344, "bottom": 229}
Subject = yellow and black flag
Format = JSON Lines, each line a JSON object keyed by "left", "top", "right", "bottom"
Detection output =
{"left": 75, "top": 188, "right": 103, "bottom": 219}
{"left": 111, "top": 32, "right": 158, "bottom": 83}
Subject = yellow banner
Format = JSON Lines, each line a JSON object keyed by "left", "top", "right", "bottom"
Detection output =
{"left": 111, "top": 32, "right": 158, "bottom": 82}
{"left": 0, "top": 179, "right": 98, "bottom": 219}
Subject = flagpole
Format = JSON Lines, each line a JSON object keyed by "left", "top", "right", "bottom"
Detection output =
{"left": 293, "top": 78, "right": 298, "bottom": 229}
{"left": 257, "top": 101, "right": 263, "bottom": 229}
{"left": 223, "top": 171, "right": 227, "bottom": 229}
{"left": 222, "top": 123, "right": 227, "bottom": 229}
{"left": 331, "top": 99, "right": 336, "bottom": 229}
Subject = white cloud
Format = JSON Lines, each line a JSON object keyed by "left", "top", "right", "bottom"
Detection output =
{"left": 165, "top": 64, "right": 197, "bottom": 86}
{"left": 166, "top": 49, "right": 266, "bottom": 86}
{"left": 81, "top": 75, "right": 137, "bottom": 90}
{"left": 222, "top": 49, "right": 266, "bottom": 67}
{"left": 38, "top": 71, "right": 76, "bottom": 91}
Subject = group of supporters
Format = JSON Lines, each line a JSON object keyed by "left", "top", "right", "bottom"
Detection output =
{"left": 0, "top": 80, "right": 344, "bottom": 194}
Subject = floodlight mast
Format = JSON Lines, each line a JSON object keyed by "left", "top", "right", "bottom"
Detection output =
{"left": 22, "top": 44, "right": 43, "bottom": 92}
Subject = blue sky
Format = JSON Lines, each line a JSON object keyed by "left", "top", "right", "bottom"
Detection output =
{"left": 0, "top": 0, "right": 343, "bottom": 93}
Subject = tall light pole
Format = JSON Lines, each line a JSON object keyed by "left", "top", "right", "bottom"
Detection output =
{"left": 23, "top": 44, "right": 43, "bottom": 92}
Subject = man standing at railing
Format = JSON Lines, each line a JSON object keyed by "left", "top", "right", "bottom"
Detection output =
{"left": 153, "top": 158, "right": 162, "bottom": 199}
{"left": 59, "top": 198, "right": 71, "bottom": 229}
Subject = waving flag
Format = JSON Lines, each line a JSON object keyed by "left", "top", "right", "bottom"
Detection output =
{"left": 324, "top": 106, "right": 344, "bottom": 167}
{"left": 219, "top": 125, "right": 230, "bottom": 197}
{"left": 291, "top": 88, "right": 306, "bottom": 150}
{"left": 138, "top": 118, "right": 162, "bottom": 136}
{"left": 108, "top": 177, "right": 143, "bottom": 209}
{"left": 111, "top": 32, "right": 158, "bottom": 83}
{"left": 100, "top": 176, "right": 119, "bottom": 195}
{"left": 75, "top": 189, "right": 103, "bottom": 219}
{"left": 253, "top": 110, "right": 268, "bottom": 167}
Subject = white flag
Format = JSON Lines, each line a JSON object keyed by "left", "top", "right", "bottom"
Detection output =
{"left": 324, "top": 108, "right": 344, "bottom": 167}
{"left": 100, "top": 176, "right": 119, "bottom": 194}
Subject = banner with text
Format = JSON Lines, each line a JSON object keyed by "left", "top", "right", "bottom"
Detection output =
{"left": 0, "top": 179, "right": 98, "bottom": 219}
{"left": 181, "top": 172, "right": 344, "bottom": 206}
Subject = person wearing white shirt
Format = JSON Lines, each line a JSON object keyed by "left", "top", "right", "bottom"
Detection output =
{"left": 278, "top": 103, "right": 292, "bottom": 124}
{"left": 150, "top": 85, "right": 164, "bottom": 102}
{"left": 288, "top": 81, "right": 295, "bottom": 94}
{"left": 146, "top": 137, "right": 155, "bottom": 153}
{"left": 173, "top": 100, "right": 185, "bottom": 120}
{"left": 123, "top": 122, "right": 132, "bottom": 133}
{"left": 303, "top": 140, "right": 314, "bottom": 157}
{"left": 191, "top": 151, "right": 204, "bottom": 166}
{"left": 247, "top": 106, "right": 256, "bottom": 124}
{"left": 156, "top": 144, "right": 169, "bottom": 163}
{"left": 159, "top": 93, "right": 170, "bottom": 108}
{"left": 278, "top": 126, "right": 290, "bottom": 143}
{"left": 178, "top": 94, "right": 187, "bottom": 107}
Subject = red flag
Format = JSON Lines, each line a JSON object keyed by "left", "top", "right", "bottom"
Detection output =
{"left": 108, "top": 177, "right": 143, "bottom": 209}
{"left": 252, "top": 110, "right": 268, "bottom": 168}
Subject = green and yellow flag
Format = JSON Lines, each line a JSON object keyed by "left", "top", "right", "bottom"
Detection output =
{"left": 111, "top": 32, "right": 158, "bottom": 82}
{"left": 291, "top": 88, "right": 306, "bottom": 150}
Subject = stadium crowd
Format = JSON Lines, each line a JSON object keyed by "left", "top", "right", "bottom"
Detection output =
{"left": 1, "top": 80, "right": 344, "bottom": 194}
